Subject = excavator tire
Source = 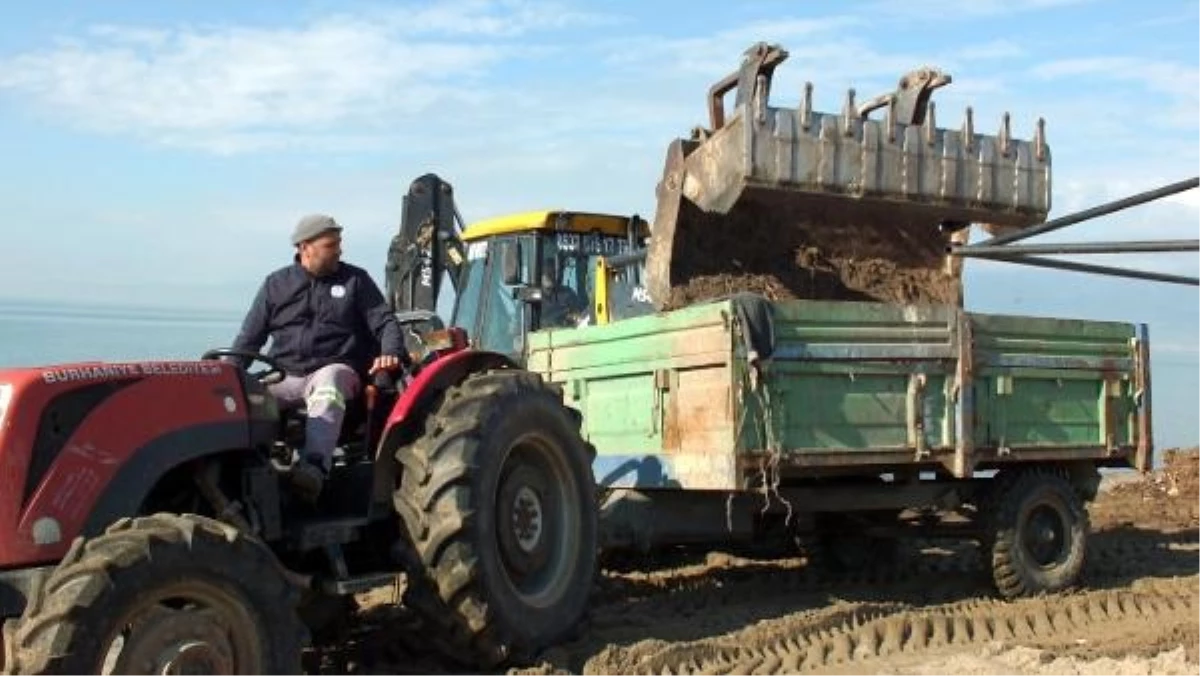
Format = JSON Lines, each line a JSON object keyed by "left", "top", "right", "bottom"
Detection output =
{"left": 3, "top": 513, "right": 306, "bottom": 675}
{"left": 394, "top": 369, "right": 598, "bottom": 668}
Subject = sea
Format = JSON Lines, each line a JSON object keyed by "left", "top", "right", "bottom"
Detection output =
{"left": 0, "top": 299, "right": 244, "bottom": 367}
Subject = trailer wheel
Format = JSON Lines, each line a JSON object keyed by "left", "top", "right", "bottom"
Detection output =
{"left": 394, "top": 370, "right": 597, "bottom": 668}
{"left": 3, "top": 513, "right": 306, "bottom": 675}
{"left": 988, "top": 470, "right": 1089, "bottom": 598}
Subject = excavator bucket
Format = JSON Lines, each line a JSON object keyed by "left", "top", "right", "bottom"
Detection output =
{"left": 645, "top": 42, "right": 1052, "bottom": 310}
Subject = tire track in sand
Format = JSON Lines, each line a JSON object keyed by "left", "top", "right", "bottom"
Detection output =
{"left": 556, "top": 528, "right": 1200, "bottom": 676}
{"left": 581, "top": 576, "right": 1198, "bottom": 674}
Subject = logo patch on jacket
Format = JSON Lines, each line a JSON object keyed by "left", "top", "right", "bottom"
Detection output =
{"left": 331, "top": 284, "right": 346, "bottom": 299}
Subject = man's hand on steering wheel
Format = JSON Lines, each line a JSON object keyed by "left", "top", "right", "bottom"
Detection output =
{"left": 367, "top": 354, "right": 408, "bottom": 393}
{"left": 368, "top": 354, "right": 402, "bottom": 376}
{"left": 200, "top": 348, "right": 286, "bottom": 385}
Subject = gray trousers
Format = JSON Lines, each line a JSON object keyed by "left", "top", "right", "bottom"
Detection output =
{"left": 269, "top": 363, "right": 361, "bottom": 471}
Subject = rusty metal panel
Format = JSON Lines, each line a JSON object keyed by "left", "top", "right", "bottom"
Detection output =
{"left": 953, "top": 312, "right": 975, "bottom": 478}
{"left": 1133, "top": 324, "right": 1154, "bottom": 471}
{"left": 663, "top": 367, "right": 732, "bottom": 454}
{"left": 527, "top": 299, "right": 740, "bottom": 490}
{"left": 970, "top": 312, "right": 1139, "bottom": 457}
{"left": 747, "top": 367, "right": 955, "bottom": 452}
{"left": 734, "top": 299, "right": 959, "bottom": 488}
{"left": 527, "top": 300, "right": 731, "bottom": 378}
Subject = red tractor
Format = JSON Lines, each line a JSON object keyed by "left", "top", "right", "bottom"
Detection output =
{"left": 0, "top": 176, "right": 601, "bottom": 674}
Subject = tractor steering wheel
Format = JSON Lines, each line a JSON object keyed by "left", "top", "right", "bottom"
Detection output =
{"left": 200, "top": 348, "right": 286, "bottom": 385}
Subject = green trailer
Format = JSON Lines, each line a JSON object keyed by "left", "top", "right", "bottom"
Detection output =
{"left": 430, "top": 42, "right": 1170, "bottom": 612}
{"left": 527, "top": 295, "right": 1152, "bottom": 597}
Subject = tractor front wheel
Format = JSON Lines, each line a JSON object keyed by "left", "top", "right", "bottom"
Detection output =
{"left": 3, "top": 513, "right": 307, "bottom": 675}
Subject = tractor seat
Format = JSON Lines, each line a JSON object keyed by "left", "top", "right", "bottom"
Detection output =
{"left": 276, "top": 379, "right": 398, "bottom": 463}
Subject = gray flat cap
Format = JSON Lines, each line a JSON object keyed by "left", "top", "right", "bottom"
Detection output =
{"left": 291, "top": 213, "right": 342, "bottom": 245}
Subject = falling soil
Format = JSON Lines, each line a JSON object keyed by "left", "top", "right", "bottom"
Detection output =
{"left": 306, "top": 449, "right": 1200, "bottom": 675}
{"left": 654, "top": 192, "right": 965, "bottom": 310}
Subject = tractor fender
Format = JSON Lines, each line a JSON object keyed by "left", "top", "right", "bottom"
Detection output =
{"left": 80, "top": 422, "right": 249, "bottom": 539}
{"left": 378, "top": 349, "right": 518, "bottom": 453}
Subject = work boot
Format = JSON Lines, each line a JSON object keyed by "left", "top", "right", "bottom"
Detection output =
{"left": 290, "top": 458, "right": 327, "bottom": 503}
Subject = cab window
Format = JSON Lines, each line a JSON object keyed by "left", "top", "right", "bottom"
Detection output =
{"left": 537, "top": 231, "right": 634, "bottom": 330}
{"left": 475, "top": 236, "right": 535, "bottom": 356}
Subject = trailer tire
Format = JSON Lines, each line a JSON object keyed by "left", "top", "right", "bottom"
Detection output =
{"left": 988, "top": 469, "right": 1089, "bottom": 598}
{"left": 394, "top": 370, "right": 597, "bottom": 668}
{"left": 3, "top": 513, "right": 306, "bottom": 675}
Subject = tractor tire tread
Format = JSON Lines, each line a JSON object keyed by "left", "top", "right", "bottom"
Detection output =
{"left": 4, "top": 513, "right": 306, "bottom": 676}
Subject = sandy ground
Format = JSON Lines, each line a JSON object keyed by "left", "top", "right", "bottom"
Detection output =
{"left": 306, "top": 449, "right": 1200, "bottom": 675}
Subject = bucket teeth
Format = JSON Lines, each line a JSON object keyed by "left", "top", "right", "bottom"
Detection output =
{"left": 800, "top": 82, "right": 813, "bottom": 130}
{"left": 924, "top": 101, "right": 937, "bottom": 147}
{"left": 842, "top": 88, "right": 858, "bottom": 137}
{"left": 962, "top": 106, "right": 975, "bottom": 151}
{"left": 1036, "top": 117, "right": 1047, "bottom": 161}
{"left": 999, "top": 112, "right": 1012, "bottom": 157}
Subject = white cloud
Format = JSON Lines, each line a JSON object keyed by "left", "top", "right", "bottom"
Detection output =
{"left": 1129, "top": 7, "right": 1200, "bottom": 30}
{"left": 4, "top": 1, "right": 1189, "bottom": 173}
{"left": 867, "top": 0, "right": 1099, "bottom": 18}
{"left": 0, "top": 1, "right": 610, "bottom": 152}
{"left": 1031, "top": 56, "right": 1200, "bottom": 128}
{"left": 1163, "top": 189, "right": 1200, "bottom": 210}
{"left": 953, "top": 40, "right": 1026, "bottom": 62}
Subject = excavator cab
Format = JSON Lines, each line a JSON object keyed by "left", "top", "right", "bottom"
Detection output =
{"left": 385, "top": 176, "right": 649, "bottom": 358}
{"left": 447, "top": 211, "right": 649, "bottom": 356}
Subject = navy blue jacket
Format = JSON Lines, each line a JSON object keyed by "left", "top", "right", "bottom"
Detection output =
{"left": 232, "top": 262, "right": 402, "bottom": 377}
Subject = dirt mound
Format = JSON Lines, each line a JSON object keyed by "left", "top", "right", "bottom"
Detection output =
{"left": 1106, "top": 448, "right": 1200, "bottom": 500}
{"left": 1093, "top": 448, "right": 1200, "bottom": 532}
{"left": 659, "top": 193, "right": 962, "bottom": 310}
{"left": 1164, "top": 447, "right": 1200, "bottom": 499}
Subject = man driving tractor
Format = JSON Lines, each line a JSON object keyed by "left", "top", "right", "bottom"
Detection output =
{"left": 230, "top": 213, "right": 405, "bottom": 500}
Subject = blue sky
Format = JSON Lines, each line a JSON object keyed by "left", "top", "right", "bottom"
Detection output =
{"left": 0, "top": 0, "right": 1197, "bottom": 446}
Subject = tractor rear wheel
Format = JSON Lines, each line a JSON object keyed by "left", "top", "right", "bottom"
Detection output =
{"left": 3, "top": 513, "right": 306, "bottom": 675}
{"left": 394, "top": 370, "right": 597, "bottom": 668}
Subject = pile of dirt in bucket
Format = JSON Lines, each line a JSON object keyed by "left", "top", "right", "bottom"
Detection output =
{"left": 656, "top": 193, "right": 963, "bottom": 310}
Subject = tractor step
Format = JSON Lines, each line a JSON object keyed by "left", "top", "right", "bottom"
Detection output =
{"left": 293, "top": 516, "right": 372, "bottom": 551}
{"left": 320, "top": 572, "right": 405, "bottom": 596}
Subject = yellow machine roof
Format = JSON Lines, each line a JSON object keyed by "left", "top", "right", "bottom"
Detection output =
{"left": 462, "top": 210, "right": 648, "bottom": 242}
